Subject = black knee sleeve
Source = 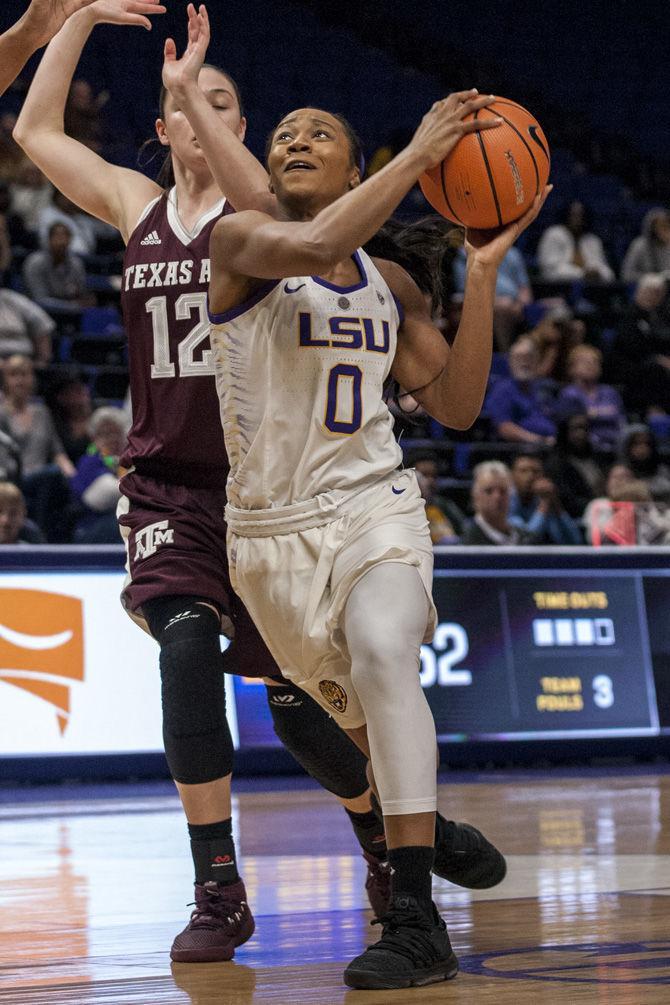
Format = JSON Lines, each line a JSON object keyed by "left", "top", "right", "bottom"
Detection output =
{"left": 144, "top": 596, "right": 234, "bottom": 786}
{"left": 266, "top": 679, "right": 369, "bottom": 799}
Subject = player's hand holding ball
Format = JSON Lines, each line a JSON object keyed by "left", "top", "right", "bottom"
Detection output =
{"left": 408, "top": 90, "right": 503, "bottom": 175}
{"left": 464, "top": 183, "right": 552, "bottom": 269}
{"left": 417, "top": 91, "right": 552, "bottom": 267}
{"left": 76, "top": 0, "right": 166, "bottom": 30}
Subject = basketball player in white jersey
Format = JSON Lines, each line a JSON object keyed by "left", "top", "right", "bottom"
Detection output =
{"left": 207, "top": 99, "right": 550, "bottom": 989}
{"left": 16, "top": 1, "right": 508, "bottom": 969}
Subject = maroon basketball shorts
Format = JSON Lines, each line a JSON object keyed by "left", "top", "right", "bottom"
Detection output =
{"left": 117, "top": 470, "right": 278, "bottom": 679}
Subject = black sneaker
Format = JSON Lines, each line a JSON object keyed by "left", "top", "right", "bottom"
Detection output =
{"left": 343, "top": 894, "right": 458, "bottom": 990}
{"left": 434, "top": 820, "right": 507, "bottom": 889}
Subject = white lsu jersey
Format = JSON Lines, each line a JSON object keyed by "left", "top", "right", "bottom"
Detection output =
{"left": 209, "top": 249, "right": 404, "bottom": 510}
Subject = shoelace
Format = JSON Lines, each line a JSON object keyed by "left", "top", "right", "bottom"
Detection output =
{"left": 369, "top": 908, "right": 437, "bottom": 968}
{"left": 187, "top": 886, "right": 246, "bottom": 930}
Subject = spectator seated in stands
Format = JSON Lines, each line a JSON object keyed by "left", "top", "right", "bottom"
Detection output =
{"left": 46, "top": 373, "right": 93, "bottom": 466}
{"left": 622, "top": 208, "right": 670, "bottom": 285}
{"left": 530, "top": 307, "right": 586, "bottom": 384}
{"left": 558, "top": 345, "right": 624, "bottom": 453}
{"left": 0, "top": 419, "right": 21, "bottom": 485}
{"left": 9, "top": 161, "right": 53, "bottom": 237}
{"left": 23, "top": 222, "right": 90, "bottom": 311}
{"left": 0, "top": 272, "right": 54, "bottom": 366}
{"left": 453, "top": 244, "right": 531, "bottom": 352}
{"left": 537, "top": 200, "right": 615, "bottom": 284}
{"left": 619, "top": 424, "right": 670, "bottom": 503}
{"left": 609, "top": 274, "right": 670, "bottom": 416}
{"left": 0, "top": 354, "right": 73, "bottom": 478}
{"left": 509, "top": 451, "right": 582, "bottom": 544}
{"left": 70, "top": 406, "right": 126, "bottom": 544}
{"left": 409, "top": 450, "right": 465, "bottom": 543}
{"left": 0, "top": 354, "right": 74, "bottom": 540}
{"left": 0, "top": 481, "right": 44, "bottom": 544}
{"left": 64, "top": 78, "right": 108, "bottom": 153}
{"left": 583, "top": 463, "right": 649, "bottom": 545}
{"left": 37, "top": 189, "right": 97, "bottom": 257}
{"left": 461, "top": 461, "right": 534, "bottom": 545}
{"left": 0, "top": 181, "right": 34, "bottom": 252}
{"left": 545, "top": 412, "right": 605, "bottom": 520}
{"left": 486, "top": 335, "right": 557, "bottom": 445}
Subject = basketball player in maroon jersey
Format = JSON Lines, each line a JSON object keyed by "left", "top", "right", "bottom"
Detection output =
{"left": 16, "top": 0, "right": 505, "bottom": 963}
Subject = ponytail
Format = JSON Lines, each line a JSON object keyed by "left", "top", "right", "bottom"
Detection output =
{"left": 367, "top": 216, "right": 462, "bottom": 421}
{"left": 364, "top": 215, "right": 462, "bottom": 314}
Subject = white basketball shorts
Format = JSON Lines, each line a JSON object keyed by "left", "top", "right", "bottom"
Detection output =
{"left": 225, "top": 468, "right": 437, "bottom": 729}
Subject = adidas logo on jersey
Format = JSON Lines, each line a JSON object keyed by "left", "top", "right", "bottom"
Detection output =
{"left": 140, "top": 230, "right": 162, "bottom": 246}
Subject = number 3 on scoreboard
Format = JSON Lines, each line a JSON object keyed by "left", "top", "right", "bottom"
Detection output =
{"left": 324, "top": 363, "right": 363, "bottom": 435}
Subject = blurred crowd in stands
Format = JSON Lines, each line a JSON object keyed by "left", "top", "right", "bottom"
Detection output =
{"left": 0, "top": 63, "right": 669, "bottom": 548}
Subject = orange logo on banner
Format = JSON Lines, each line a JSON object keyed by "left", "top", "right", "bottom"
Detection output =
{"left": 0, "top": 589, "right": 84, "bottom": 735}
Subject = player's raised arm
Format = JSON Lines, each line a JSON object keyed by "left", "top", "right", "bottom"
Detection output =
{"left": 13, "top": 0, "right": 166, "bottom": 241}
{"left": 209, "top": 94, "right": 501, "bottom": 300}
{"left": 0, "top": 0, "right": 103, "bottom": 96}
{"left": 387, "top": 187, "right": 552, "bottom": 431}
{"left": 162, "top": 3, "right": 274, "bottom": 214}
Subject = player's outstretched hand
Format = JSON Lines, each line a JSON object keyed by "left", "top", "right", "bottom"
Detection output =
{"left": 465, "top": 185, "right": 553, "bottom": 268}
{"left": 163, "top": 3, "right": 210, "bottom": 97}
{"left": 79, "top": 0, "right": 166, "bottom": 31}
{"left": 408, "top": 90, "right": 502, "bottom": 172}
{"left": 18, "top": 0, "right": 100, "bottom": 47}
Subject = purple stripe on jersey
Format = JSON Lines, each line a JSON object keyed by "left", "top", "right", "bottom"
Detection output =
{"left": 311, "top": 250, "right": 368, "bottom": 293}
{"left": 208, "top": 280, "right": 281, "bottom": 324}
{"left": 392, "top": 292, "right": 405, "bottom": 326}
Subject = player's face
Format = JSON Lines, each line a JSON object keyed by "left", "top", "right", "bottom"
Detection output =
{"left": 267, "top": 109, "right": 359, "bottom": 216}
{"left": 157, "top": 67, "right": 246, "bottom": 176}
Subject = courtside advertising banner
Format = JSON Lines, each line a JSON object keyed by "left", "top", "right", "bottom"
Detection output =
{"left": 0, "top": 572, "right": 164, "bottom": 756}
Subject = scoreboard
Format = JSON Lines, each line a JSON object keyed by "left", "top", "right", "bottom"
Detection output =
{"left": 423, "top": 571, "right": 658, "bottom": 740}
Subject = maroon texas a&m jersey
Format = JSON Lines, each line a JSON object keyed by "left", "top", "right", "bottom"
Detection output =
{"left": 120, "top": 190, "right": 234, "bottom": 488}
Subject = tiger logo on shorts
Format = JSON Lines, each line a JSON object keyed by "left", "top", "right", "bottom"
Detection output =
{"left": 319, "top": 679, "right": 348, "bottom": 713}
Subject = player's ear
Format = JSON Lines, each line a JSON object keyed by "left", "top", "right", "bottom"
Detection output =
{"left": 348, "top": 168, "right": 361, "bottom": 191}
{"left": 237, "top": 116, "right": 247, "bottom": 142}
{"left": 156, "top": 118, "right": 170, "bottom": 148}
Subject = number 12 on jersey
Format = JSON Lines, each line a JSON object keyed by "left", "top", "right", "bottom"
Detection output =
{"left": 147, "top": 293, "right": 214, "bottom": 378}
{"left": 324, "top": 364, "right": 363, "bottom": 435}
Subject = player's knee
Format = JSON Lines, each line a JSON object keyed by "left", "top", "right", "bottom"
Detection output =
{"left": 143, "top": 595, "right": 221, "bottom": 646}
{"left": 350, "top": 632, "right": 417, "bottom": 698}
{"left": 145, "top": 595, "right": 234, "bottom": 785}
{"left": 265, "top": 679, "right": 369, "bottom": 799}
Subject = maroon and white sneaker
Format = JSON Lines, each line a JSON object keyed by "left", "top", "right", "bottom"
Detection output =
{"left": 363, "top": 851, "right": 392, "bottom": 919}
{"left": 170, "top": 879, "right": 255, "bottom": 963}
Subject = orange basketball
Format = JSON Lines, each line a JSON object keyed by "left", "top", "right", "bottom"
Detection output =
{"left": 419, "top": 96, "right": 550, "bottom": 230}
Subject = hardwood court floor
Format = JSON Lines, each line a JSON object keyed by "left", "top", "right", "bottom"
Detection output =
{"left": 1, "top": 768, "right": 670, "bottom": 1004}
